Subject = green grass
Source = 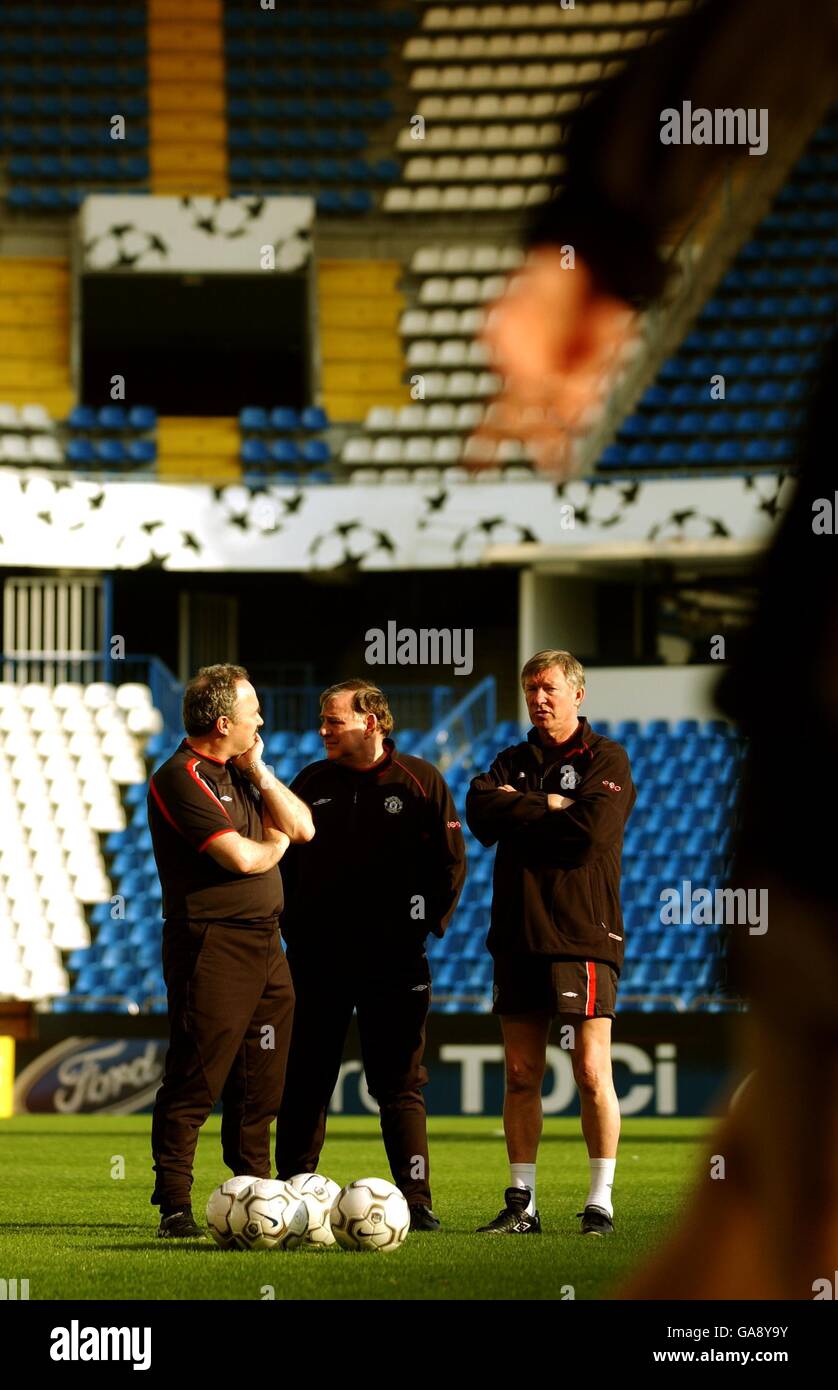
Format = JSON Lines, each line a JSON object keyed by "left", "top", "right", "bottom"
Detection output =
{"left": 0, "top": 1116, "right": 710, "bottom": 1300}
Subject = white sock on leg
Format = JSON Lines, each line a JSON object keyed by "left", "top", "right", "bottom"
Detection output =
{"left": 509, "top": 1163, "right": 536, "bottom": 1215}
{"left": 586, "top": 1157, "right": 615, "bottom": 1217}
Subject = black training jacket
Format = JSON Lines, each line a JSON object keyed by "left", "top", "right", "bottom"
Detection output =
{"left": 466, "top": 719, "right": 635, "bottom": 970}
{"left": 280, "top": 739, "right": 465, "bottom": 963}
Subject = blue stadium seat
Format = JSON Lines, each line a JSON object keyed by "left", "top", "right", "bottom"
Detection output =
{"left": 66, "top": 438, "right": 95, "bottom": 465}
{"left": 269, "top": 406, "right": 300, "bottom": 431}
{"left": 241, "top": 406, "right": 269, "bottom": 436}
{"left": 128, "top": 440, "right": 156, "bottom": 465}
{"left": 300, "top": 405, "right": 328, "bottom": 430}
{"left": 269, "top": 440, "right": 300, "bottom": 466}
{"left": 95, "top": 439, "right": 128, "bottom": 465}
{"left": 241, "top": 439, "right": 270, "bottom": 466}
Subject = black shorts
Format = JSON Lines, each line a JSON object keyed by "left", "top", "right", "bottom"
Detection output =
{"left": 492, "top": 955, "right": 618, "bottom": 1019}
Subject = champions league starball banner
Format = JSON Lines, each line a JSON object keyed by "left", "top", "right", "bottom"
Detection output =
{"left": 79, "top": 195, "right": 314, "bottom": 274}
{"left": 0, "top": 470, "right": 794, "bottom": 571}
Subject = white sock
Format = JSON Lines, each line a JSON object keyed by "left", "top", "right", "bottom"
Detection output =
{"left": 586, "top": 1158, "right": 615, "bottom": 1217}
{"left": 509, "top": 1163, "right": 536, "bottom": 1215}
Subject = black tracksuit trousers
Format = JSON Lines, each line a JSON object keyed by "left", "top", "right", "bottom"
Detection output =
{"left": 151, "top": 919, "right": 295, "bottom": 1209}
{"left": 275, "top": 952, "right": 433, "bottom": 1207}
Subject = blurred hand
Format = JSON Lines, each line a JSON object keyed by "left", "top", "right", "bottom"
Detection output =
{"left": 469, "top": 248, "right": 637, "bottom": 478}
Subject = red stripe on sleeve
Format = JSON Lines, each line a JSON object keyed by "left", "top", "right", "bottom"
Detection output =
{"left": 186, "top": 757, "right": 232, "bottom": 819}
{"left": 199, "top": 827, "right": 237, "bottom": 853}
{"left": 149, "top": 776, "right": 184, "bottom": 836}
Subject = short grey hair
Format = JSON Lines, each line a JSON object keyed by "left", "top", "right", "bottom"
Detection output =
{"left": 520, "top": 650, "right": 586, "bottom": 692}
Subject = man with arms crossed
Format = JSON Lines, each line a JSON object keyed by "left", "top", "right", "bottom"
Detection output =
{"left": 467, "top": 651, "right": 635, "bottom": 1236}
{"left": 276, "top": 680, "right": 465, "bottom": 1230}
{"left": 147, "top": 664, "right": 314, "bottom": 1237}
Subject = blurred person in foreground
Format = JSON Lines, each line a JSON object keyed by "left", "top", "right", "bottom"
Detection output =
{"left": 476, "top": 0, "right": 838, "bottom": 1297}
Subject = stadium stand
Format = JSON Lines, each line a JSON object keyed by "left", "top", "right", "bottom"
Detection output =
{"left": 0, "top": 5, "right": 149, "bottom": 210}
{"left": 0, "top": 679, "right": 160, "bottom": 1005}
{"left": 345, "top": 109, "right": 838, "bottom": 479}
{"left": 384, "top": 0, "right": 690, "bottom": 215}
{"left": 224, "top": 1, "right": 410, "bottom": 209}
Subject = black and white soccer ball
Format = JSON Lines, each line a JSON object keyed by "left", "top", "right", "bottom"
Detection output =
{"left": 329, "top": 1177, "right": 410, "bottom": 1253}
{"left": 647, "top": 508, "right": 730, "bottom": 543}
{"left": 206, "top": 1175, "right": 259, "bottom": 1249}
{"left": 180, "top": 195, "right": 265, "bottom": 239}
{"left": 553, "top": 479, "right": 641, "bottom": 530}
{"left": 742, "top": 472, "right": 792, "bottom": 521}
{"left": 453, "top": 515, "right": 538, "bottom": 565}
{"left": 83, "top": 224, "right": 169, "bottom": 270}
{"left": 227, "top": 1178, "right": 308, "bottom": 1251}
{"left": 308, "top": 520, "right": 397, "bottom": 571}
{"left": 287, "top": 1173, "right": 342, "bottom": 1247}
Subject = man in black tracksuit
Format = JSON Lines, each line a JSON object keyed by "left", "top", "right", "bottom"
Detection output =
{"left": 275, "top": 679, "right": 465, "bottom": 1230}
{"left": 147, "top": 664, "right": 314, "bottom": 1238}
{"left": 467, "top": 650, "right": 635, "bottom": 1238}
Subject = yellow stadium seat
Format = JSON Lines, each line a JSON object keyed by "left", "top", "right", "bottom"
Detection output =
{"left": 149, "top": 85, "right": 226, "bottom": 114}
{"left": 148, "top": 0, "right": 222, "bottom": 18}
{"left": 322, "top": 391, "right": 411, "bottom": 422}
{"left": 319, "top": 330, "right": 404, "bottom": 363}
{"left": 0, "top": 259, "right": 68, "bottom": 294}
{"left": 151, "top": 145, "right": 227, "bottom": 174}
{"left": 147, "top": 23, "right": 224, "bottom": 53}
{"left": 149, "top": 54, "right": 225, "bottom": 83}
{"left": 150, "top": 116, "right": 227, "bottom": 144}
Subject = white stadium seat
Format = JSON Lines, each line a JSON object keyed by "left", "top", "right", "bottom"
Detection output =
{"left": 411, "top": 247, "right": 444, "bottom": 274}
{"left": 83, "top": 683, "right": 117, "bottom": 709}
{"left": 383, "top": 188, "right": 412, "bottom": 213}
{"left": 454, "top": 403, "right": 485, "bottom": 430}
{"left": 426, "top": 403, "right": 458, "bottom": 430}
{"left": 365, "top": 406, "right": 398, "bottom": 431}
{"left": 29, "top": 436, "right": 63, "bottom": 465}
{"left": 395, "top": 405, "right": 428, "bottom": 431}
{"left": 115, "top": 683, "right": 153, "bottom": 711}
{"left": 440, "top": 186, "right": 470, "bottom": 211}
{"left": 372, "top": 438, "right": 403, "bottom": 465}
{"left": 433, "top": 437, "right": 463, "bottom": 464}
{"left": 19, "top": 403, "right": 53, "bottom": 430}
{"left": 404, "top": 437, "right": 435, "bottom": 464}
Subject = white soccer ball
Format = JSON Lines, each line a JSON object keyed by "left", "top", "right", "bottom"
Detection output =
{"left": 329, "top": 1178, "right": 410, "bottom": 1253}
{"left": 229, "top": 1179, "right": 308, "bottom": 1251}
{"left": 287, "top": 1173, "right": 341, "bottom": 1247}
{"left": 206, "top": 1175, "right": 260, "bottom": 1249}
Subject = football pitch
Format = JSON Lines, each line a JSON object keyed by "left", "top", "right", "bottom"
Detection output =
{"left": 0, "top": 1115, "right": 710, "bottom": 1301}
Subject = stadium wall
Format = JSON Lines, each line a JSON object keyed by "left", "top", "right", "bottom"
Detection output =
{"left": 558, "top": 664, "right": 726, "bottom": 723}
{"left": 12, "top": 1012, "right": 738, "bottom": 1119}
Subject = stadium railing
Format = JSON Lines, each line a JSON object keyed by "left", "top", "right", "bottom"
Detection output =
{"left": 415, "top": 673, "right": 497, "bottom": 769}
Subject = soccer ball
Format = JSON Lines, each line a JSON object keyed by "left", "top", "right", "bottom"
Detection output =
{"left": 206, "top": 1175, "right": 260, "bottom": 1249}
{"left": 287, "top": 1173, "right": 341, "bottom": 1248}
{"left": 329, "top": 1178, "right": 410, "bottom": 1253}
{"left": 228, "top": 1179, "right": 308, "bottom": 1251}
